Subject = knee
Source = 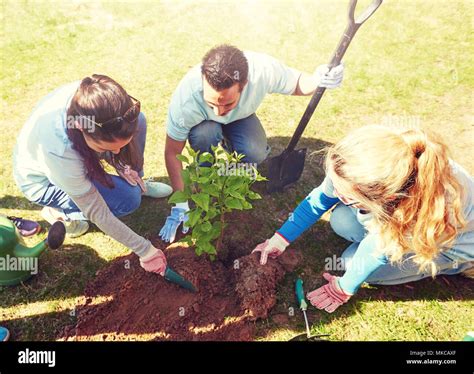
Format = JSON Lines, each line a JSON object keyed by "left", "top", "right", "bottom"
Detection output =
{"left": 116, "top": 184, "right": 142, "bottom": 217}
{"left": 235, "top": 142, "right": 269, "bottom": 165}
{"left": 188, "top": 121, "right": 223, "bottom": 152}
{"left": 330, "top": 204, "right": 366, "bottom": 242}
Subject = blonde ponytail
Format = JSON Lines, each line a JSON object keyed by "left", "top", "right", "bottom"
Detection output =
{"left": 326, "top": 125, "right": 467, "bottom": 276}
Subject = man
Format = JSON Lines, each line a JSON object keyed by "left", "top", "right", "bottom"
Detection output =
{"left": 160, "top": 44, "right": 344, "bottom": 242}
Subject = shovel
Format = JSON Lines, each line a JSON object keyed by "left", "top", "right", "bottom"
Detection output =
{"left": 290, "top": 278, "right": 329, "bottom": 341}
{"left": 267, "top": 0, "right": 383, "bottom": 193}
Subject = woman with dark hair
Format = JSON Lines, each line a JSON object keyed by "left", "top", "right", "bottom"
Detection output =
{"left": 13, "top": 74, "right": 171, "bottom": 275}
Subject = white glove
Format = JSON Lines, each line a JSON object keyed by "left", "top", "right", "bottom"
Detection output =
{"left": 314, "top": 63, "right": 344, "bottom": 89}
{"left": 252, "top": 232, "right": 290, "bottom": 265}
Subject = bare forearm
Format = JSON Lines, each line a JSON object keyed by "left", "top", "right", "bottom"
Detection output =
{"left": 294, "top": 72, "right": 318, "bottom": 96}
{"left": 165, "top": 153, "right": 184, "bottom": 191}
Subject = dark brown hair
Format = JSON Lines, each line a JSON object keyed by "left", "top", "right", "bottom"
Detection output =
{"left": 66, "top": 74, "right": 143, "bottom": 188}
{"left": 201, "top": 44, "right": 248, "bottom": 91}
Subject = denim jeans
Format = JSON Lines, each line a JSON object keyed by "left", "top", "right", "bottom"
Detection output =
{"left": 329, "top": 203, "right": 473, "bottom": 285}
{"left": 188, "top": 113, "right": 271, "bottom": 164}
{"left": 33, "top": 113, "right": 147, "bottom": 221}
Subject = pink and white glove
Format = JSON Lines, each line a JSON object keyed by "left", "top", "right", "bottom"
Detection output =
{"left": 139, "top": 245, "right": 167, "bottom": 276}
{"left": 118, "top": 164, "right": 146, "bottom": 193}
{"left": 252, "top": 232, "right": 289, "bottom": 265}
{"left": 307, "top": 273, "right": 352, "bottom": 313}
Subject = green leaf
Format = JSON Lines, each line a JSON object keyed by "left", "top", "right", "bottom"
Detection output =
{"left": 200, "top": 221, "right": 212, "bottom": 232}
{"left": 187, "top": 146, "right": 197, "bottom": 159}
{"left": 181, "top": 169, "right": 192, "bottom": 186}
{"left": 206, "top": 207, "right": 219, "bottom": 220}
{"left": 225, "top": 197, "right": 243, "bottom": 210}
{"left": 176, "top": 154, "right": 190, "bottom": 164}
{"left": 187, "top": 209, "right": 202, "bottom": 227}
{"left": 201, "top": 184, "right": 220, "bottom": 197}
{"left": 242, "top": 200, "right": 253, "bottom": 210}
{"left": 248, "top": 191, "right": 262, "bottom": 200}
{"left": 168, "top": 190, "right": 188, "bottom": 204}
{"left": 191, "top": 193, "right": 210, "bottom": 211}
{"left": 199, "top": 152, "right": 214, "bottom": 164}
{"left": 228, "top": 190, "right": 244, "bottom": 200}
{"left": 197, "top": 176, "right": 210, "bottom": 183}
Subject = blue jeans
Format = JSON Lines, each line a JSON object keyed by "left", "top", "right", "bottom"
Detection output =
{"left": 329, "top": 203, "right": 473, "bottom": 285}
{"left": 34, "top": 113, "right": 147, "bottom": 221}
{"left": 188, "top": 114, "right": 271, "bottom": 164}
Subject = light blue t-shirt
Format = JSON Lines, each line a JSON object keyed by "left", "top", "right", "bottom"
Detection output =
{"left": 166, "top": 51, "right": 301, "bottom": 141}
{"left": 13, "top": 81, "right": 93, "bottom": 202}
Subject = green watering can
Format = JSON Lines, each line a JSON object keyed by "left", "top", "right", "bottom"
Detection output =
{"left": 0, "top": 216, "right": 65, "bottom": 286}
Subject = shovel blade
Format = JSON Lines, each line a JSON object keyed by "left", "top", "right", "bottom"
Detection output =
{"left": 164, "top": 266, "right": 197, "bottom": 293}
{"left": 266, "top": 148, "right": 307, "bottom": 193}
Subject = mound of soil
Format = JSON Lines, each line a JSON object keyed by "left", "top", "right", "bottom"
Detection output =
{"left": 60, "top": 238, "right": 302, "bottom": 341}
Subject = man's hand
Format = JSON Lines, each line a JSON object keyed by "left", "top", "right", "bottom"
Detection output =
{"left": 139, "top": 245, "right": 167, "bottom": 276}
{"left": 307, "top": 273, "right": 352, "bottom": 313}
{"left": 314, "top": 63, "right": 344, "bottom": 89}
{"left": 293, "top": 63, "right": 344, "bottom": 95}
{"left": 159, "top": 203, "right": 189, "bottom": 243}
{"left": 252, "top": 232, "right": 289, "bottom": 265}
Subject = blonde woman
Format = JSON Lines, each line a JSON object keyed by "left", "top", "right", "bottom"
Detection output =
{"left": 253, "top": 125, "right": 473, "bottom": 313}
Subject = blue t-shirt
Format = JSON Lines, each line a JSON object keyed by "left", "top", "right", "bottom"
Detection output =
{"left": 166, "top": 51, "right": 300, "bottom": 141}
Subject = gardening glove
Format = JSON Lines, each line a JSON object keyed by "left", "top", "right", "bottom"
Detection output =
{"left": 307, "top": 273, "right": 352, "bottom": 313}
{"left": 117, "top": 164, "right": 146, "bottom": 193}
{"left": 159, "top": 202, "right": 189, "bottom": 243}
{"left": 314, "top": 63, "right": 344, "bottom": 89}
{"left": 252, "top": 232, "right": 289, "bottom": 265}
{"left": 139, "top": 245, "right": 167, "bottom": 276}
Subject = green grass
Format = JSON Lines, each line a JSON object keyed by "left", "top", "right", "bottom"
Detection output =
{"left": 1, "top": 0, "right": 473, "bottom": 341}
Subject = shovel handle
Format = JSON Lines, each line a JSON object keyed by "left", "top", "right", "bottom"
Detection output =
{"left": 285, "top": 0, "right": 383, "bottom": 153}
{"left": 329, "top": 0, "right": 383, "bottom": 68}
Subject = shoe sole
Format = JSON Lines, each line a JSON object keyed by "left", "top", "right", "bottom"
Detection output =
{"left": 41, "top": 207, "right": 89, "bottom": 238}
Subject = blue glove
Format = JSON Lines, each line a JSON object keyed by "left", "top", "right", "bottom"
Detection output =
{"left": 159, "top": 206, "right": 189, "bottom": 243}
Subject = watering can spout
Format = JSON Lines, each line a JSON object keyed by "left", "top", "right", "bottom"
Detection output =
{"left": 14, "top": 240, "right": 47, "bottom": 258}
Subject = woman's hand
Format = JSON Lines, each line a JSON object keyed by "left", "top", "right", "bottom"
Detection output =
{"left": 117, "top": 164, "right": 146, "bottom": 193}
{"left": 307, "top": 273, "right": 352, "bottom": 313}
{"left": 252, "top": 233, "right": 289, "bottom": 265}
{"left": 139, "top": 245, "right": 167, "bottom": 276}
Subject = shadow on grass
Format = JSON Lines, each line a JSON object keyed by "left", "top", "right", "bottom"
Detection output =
{"left": 2, "top": 309, "right": 75, "bottom": 341}
{"left": 0, "top": 243, "right": 107, "bottom": 309}
{"left": 0, "top": 195, "right": 42, "bottom": 211}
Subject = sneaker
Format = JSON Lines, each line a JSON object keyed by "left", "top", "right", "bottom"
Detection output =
{"left": 7, "top": 216, "right": 41, "bottom": 237}
{"left": 0, "top": 326, "right": 10, "bottom": 341}
{"left": 461, "top": 263, "right": 474, "bottom": 279}
{"left": 41, "top": 206, "right": 89, "bottom": 238}
{"left": 143, "top": 180, "right": 173, "bottom": 198}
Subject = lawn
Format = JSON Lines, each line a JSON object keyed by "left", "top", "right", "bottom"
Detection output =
{"left": 0, "top": 0, "right": 473, "bottom": 341}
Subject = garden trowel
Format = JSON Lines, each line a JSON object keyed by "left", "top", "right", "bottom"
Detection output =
{"left": 164, "top": 266, "right": 197, "bottom": 293}
{"left": 289, "top": 278, "right": 329, "bottom": 341}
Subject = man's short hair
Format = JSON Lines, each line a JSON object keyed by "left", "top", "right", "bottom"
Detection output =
{"left": 201, "top": 44, "right": 248, "bottom": 91}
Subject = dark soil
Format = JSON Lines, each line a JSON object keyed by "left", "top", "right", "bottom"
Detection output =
{"left": 60, "top": 230, "right": 302, "bottom": 341}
